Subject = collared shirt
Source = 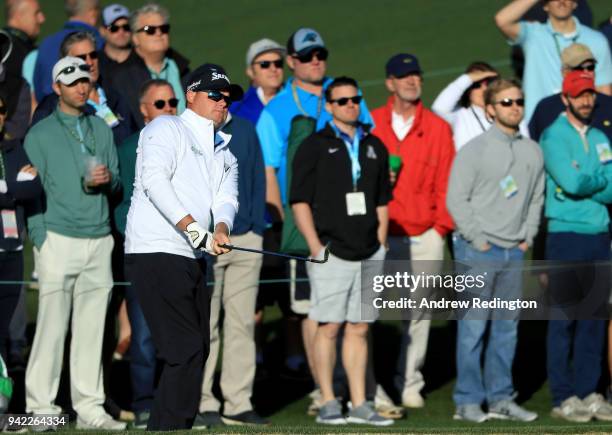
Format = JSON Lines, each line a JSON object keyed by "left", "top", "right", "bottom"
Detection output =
{"left": 125, "top": 109, "right": 238, "bottom": 259}
{"left": 148, "top": 57, "right": 186, "bottom": 114}
{"left": 256, "top": 77, "right": 373, "bottom": 204}
{"left": 514, "top": 17, "right": 612, "bottom": 123}
{"left": 391, "top": 112, "right": 414, "bottom": 141}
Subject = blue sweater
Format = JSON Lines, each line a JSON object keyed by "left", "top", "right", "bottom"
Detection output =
{"left": 541, "top": 114, "right": 612, "bottom": 234}
{"left": 221, "top": 115, "right": 266, "bottom": 236}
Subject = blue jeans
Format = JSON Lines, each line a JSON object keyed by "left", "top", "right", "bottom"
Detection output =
{"left": 453, "top": 237, "right": 523, "bottom": 406}
{"left": 546, "top": 232, "right": 609, "bottom": 406}
{"left": 125, "top": 285, "right": 156, "bottom": 413}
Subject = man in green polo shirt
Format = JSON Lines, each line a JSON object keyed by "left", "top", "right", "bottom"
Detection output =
{"left": 24, "top": 56, "right": 124, "bottom": 431}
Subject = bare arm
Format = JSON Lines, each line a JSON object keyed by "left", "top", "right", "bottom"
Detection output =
{"left": 494, "top": 0, "right": 540, "bottom": 40}
{"left": 376, "top": 206, "right": 389, "bottom": 249}
{"left": 292, "top": 202, "right": 323, "bottom": 257}
{"left": 265, "top": 166, "right": 284, "bottom": 221}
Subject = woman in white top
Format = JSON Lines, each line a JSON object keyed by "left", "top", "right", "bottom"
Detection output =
{"left": 432, "top": 61, "right": 529, "bottom": 150}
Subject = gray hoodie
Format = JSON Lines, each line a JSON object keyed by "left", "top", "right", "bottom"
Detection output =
{"left": 447, "top": 124, "right": 544, "bottom": 250}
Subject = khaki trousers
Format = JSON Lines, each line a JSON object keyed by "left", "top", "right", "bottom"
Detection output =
{"left": 26, "top": 231, "right": 113, "bottom": 420}
{"left": 388, "top": 228, "right": 444, "bottom": 397}
{"left": 199, "top": 232, "right": 263, "bottom": 415}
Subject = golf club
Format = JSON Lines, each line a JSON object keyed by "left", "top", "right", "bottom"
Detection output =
{"left": 219, "top": 243, "right": 330, "bottom": 263}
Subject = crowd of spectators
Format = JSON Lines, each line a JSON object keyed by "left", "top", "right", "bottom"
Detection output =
{"left": 0, "top": 0, "right": 612, "bottom": 429}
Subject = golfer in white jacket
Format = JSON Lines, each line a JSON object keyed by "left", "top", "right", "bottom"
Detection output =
{"left": 124, "top": 63, "right": 242, "bottom": 431}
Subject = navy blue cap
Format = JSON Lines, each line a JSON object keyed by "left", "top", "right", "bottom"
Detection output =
{"left": 386, "top": 53, "right": 422, "bottom": 77}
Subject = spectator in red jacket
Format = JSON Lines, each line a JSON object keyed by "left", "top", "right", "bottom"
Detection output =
{"left": 371, "top": 53, "right": 455, "bottom": 409}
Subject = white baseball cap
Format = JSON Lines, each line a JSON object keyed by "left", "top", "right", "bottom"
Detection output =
{"left": 246, "top": 38, "right": 285, "bottom": 66}
{"left": 52, "top": 56, "right": 91, "bottom": 85}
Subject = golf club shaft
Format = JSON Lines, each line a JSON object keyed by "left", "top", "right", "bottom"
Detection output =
{"left": 219, "top": 243, "right": 324, "bottom": 263}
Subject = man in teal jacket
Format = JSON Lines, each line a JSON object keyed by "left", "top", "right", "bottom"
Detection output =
{"left": 23, "top": 56, "right": 124, "bottom": 431}
{"left": 541, "top": 70, "right": 612, "bottom": 423}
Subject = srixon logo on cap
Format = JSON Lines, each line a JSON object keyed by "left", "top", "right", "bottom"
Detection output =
{"left": 212, "top": 72, "right": 229, "bottom": 83}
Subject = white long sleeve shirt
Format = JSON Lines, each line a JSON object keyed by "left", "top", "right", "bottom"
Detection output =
{"left": 432, "top": 74, "right": 529, "bottom": 150}
{"left": 125, "top": 109, "right": 239, "bottom": 258}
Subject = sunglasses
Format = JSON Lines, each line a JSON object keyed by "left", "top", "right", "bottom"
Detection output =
{"left": 204, "top": 90, "right": 232, "bottom": 105}
{"left": 0, "top": 106, "right": 6, "bottom": 115}
{"left": 494, "top": 98, "right": 525, "bottom": 107}
{"left": 136, "top": 24, "right": 170, "bottom": 35}
{"left": 329, "top": 95, "right": 362, "bottom": 106}
{"left": 107, "top": 23, "right": 131, "bottom": 33}
{"left": 255, "top": 59, "right": 283, "bottom": 69}
{"left": 572, "top": 63, "right": 596, "bottom": 72}
{"left": 58, "top": 64, "right": 91, "bottom": 78}
{"left": 150, "top": 98, "right": 179, "bottom": 109}
{"left": 293, "top": 48, "right": 329, "bottom": 63}
{"left": 75, "top": 51, "right": 98, "bottom": 62}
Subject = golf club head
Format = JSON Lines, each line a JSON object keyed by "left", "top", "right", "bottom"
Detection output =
{"left": 309, "top": 245, "right": 330, "bottom": 264}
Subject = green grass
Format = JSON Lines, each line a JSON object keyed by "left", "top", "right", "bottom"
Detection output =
{"left": 6, "top": 1, "right": 612, "bottom": 433}
{"left": 2, "top": 0, "right": 610, "bottom": 108}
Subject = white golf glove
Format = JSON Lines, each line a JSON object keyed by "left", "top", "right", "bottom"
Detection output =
{"left": 184, "top": 222, "right": 215, "bottom": 253}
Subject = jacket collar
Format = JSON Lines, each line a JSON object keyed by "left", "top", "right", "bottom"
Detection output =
{"left": 181, "top": 109, "right": 232, "bottom": 152}
{"left": 488, "top": 123, "right": 522, "bottom": 142}
{"left": 319, "top": 121, "right": 371, "bottom": 139}
{"left": 384, "top": 95, "right": 424, "bottom": 137}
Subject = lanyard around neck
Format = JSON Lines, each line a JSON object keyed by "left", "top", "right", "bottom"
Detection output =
{"left": 332, "top": 122, "right": 361, "bottom": 190}
{"left": 55, "top": 110, "right": 96, "bottom": 156}
{"left": 470, "top": 106, "right": 489, "bottom": 133}
{"left": 291, "top": 80, "right": 322, "bottom": 119}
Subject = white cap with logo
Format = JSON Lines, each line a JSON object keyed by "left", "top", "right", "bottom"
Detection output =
{"left": 52, "top": 56, "right": 91, "bottom": 85}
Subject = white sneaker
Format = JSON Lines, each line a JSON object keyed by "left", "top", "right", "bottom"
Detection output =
{"left": 551, "top": 396, "right": 592, "bottom": 423}
{"left": 373, "top": 385, "right": 405, "bottom": 419}
{"left": 76, "top": 414, "right": 127, "bottom": 430}
{"left": 402, "top": 391, "right": 425, "bottom": 408}
{"left": 583, "top": 393, "right": 612, "bottom": 421}
{"left": 307, "top": 388, "right": 323, "bottom": 416}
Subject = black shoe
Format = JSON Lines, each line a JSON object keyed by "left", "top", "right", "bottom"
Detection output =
{"left": 133, "top": 411, "right": 150, "bottom": 430}
{"left": 193, "top": 411, "right": 224, "bottom": 429}
{"left": 222, "top": 410, "right": 269, "bottom": 425}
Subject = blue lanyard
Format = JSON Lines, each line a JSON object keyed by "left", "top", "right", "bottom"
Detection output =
{"left": 331, "top": 122, "right": 361, "bottom": 190}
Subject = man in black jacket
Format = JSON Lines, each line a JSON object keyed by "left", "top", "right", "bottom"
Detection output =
{"left": 108, "top": 3, "right": 189, "bottom": 128}
{"left": 290, "top": 77, "right": 392, "bottom": 426}
{"left": 0, "top": 92, "right": 41, "bottom": 361}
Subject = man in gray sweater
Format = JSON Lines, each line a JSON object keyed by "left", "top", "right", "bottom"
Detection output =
{"left": 447, "top": 78, "right": 544, "bottom": 423}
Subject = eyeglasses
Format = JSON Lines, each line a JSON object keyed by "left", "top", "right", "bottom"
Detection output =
{"left": 0, "top": 106, "right": 6, "bottom": 115}
{"left": 329, "top": 95, "right": 362, "bottom": 106}
{"left": 254, "top": 60, "right": 283, "bottom": 69}
{"left": 57, "top": 64, "right": 91, "bottom": 78}
{"left": 136, "top": 24, "right": 170, "bottom": 35}
{"left": 107, "top": 23, "right": 131, "bottom": 33}
{"left": 493, "top": 98, "right": 525, "bottom": 107}
{"left": 204, "top": 90, "right": 232, "bottom": 105}
{"left": 572, "top": 63, "right": 596, "bottom": 72}
{"left": 292, "top": 48, "right": 329, "bottom": 63}
{"left": 75, "top": 51, "right": 98, "bottom": 62}
{"left": 149, "top": 98, "right": 179, "bottom": 109}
